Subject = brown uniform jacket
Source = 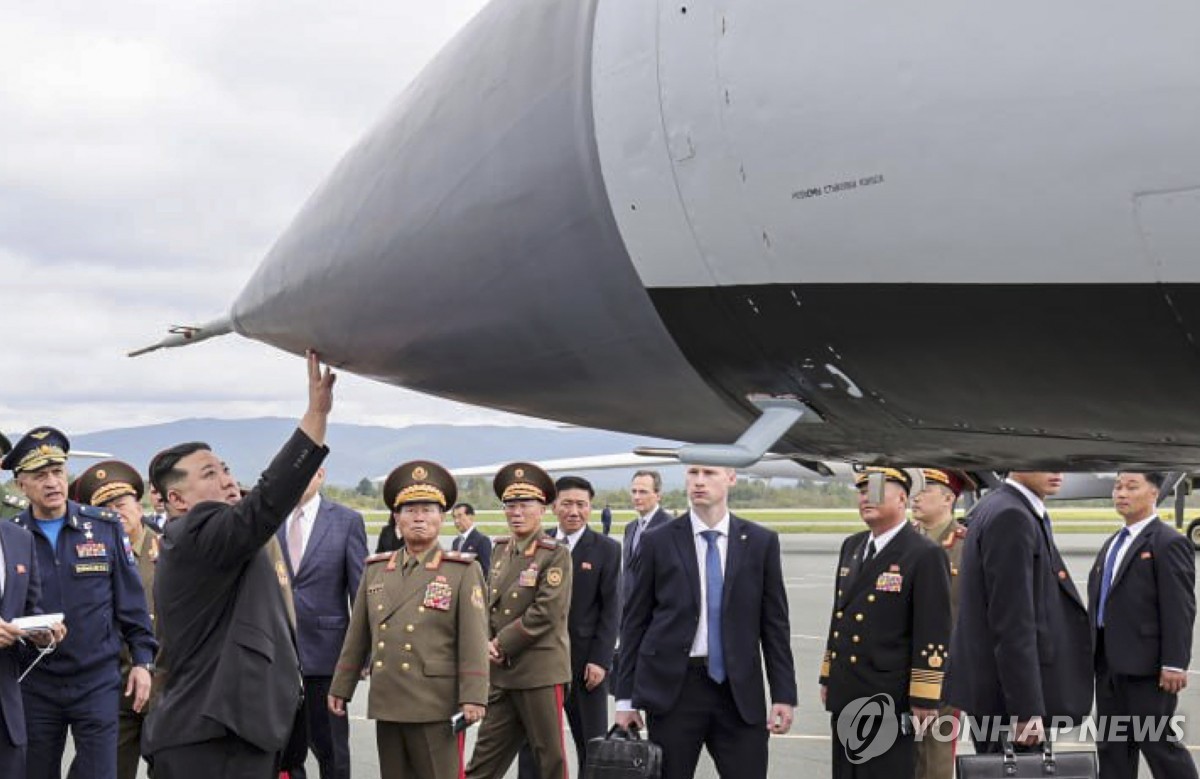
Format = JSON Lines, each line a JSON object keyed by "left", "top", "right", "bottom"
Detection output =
{"left": 488, "top": 532, "right": 572, "bottom": 689}
{"left": 331, "top": 546, "right": 489, "bottom": 722}
{"left": 120, "top": 527, "right": 163, "bottom": 712}
{"left": 916, "top": 518, "right": 966, "bottom": 623}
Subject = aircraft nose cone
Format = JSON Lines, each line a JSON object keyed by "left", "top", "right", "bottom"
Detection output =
{"left": 229, "top": 0, "right": 747, "bottom": 437}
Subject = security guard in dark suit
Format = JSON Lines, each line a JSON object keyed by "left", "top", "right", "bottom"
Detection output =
{"left": 910, "top": 468, "right": 972, "bottom": 779}
{"left": 330, "top": 460, "right": 489, "bottom": 779}
{"left": 1089, "top": 472, "right": 1198, "bottom": 779}
{"left": 943, "top": 472, "right": 1092, "bottom": 752}
{"left": 5, "top": 428, "right": 157, "bottom": 779}
{"left": 466, "top": 463, "right": 573, "bottom": 779}
{"left": 821, "top": 468, "right": 951, "bottom": 779}
{"left": 72, "top": 460, "right": 163, "bottom": 779}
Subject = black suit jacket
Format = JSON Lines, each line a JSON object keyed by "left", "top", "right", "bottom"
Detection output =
{"left": 144, "top": 429, "right": 327, "bottom": 754}
{"left": 621, "top": 508, "right": 671, "bottom": 602}
{"left": 1087, "top": 517, "right": 1195, "bottom": 677}
{"left": 944, "top": 485, "right": 1092, "bottom": 722}
{"left": 0, "top": 521, "right": 39, "bottom": 749}
{"left": 453, "top": 526, "right": 492, "bottom": 577}
{"left": 553, "top": 527, "right": 621, "bottom": 674}
{"left": 820, "top": 523, "right": 951, "bottom": 713}
{"left": 614, "top": 513, "right": 797, "bottom": 724}
{"left": 375, "top": 520, "right": 401, "bottom": 554}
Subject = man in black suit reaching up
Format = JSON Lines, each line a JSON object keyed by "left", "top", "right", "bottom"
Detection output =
{"left": 615, "top": 465, "right": 796, "bottom": 779}
{"left": 518, "top": 475, "right": 621, "bottom": 776}
{"left": 944, "top": 472, "right": 1092, "bottom": 751}
{"left": 452, "top": 502, "right": 492, "bottom": 575}
{"left": 1089, "top": 471, "right": 1197, "bottom": 779}
{"left": 144, "top": 352, "right": 335, "bottom": 779}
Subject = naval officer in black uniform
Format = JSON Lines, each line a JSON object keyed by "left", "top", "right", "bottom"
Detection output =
{"left": 820, "top": 467, "right": 952, "bottom": 779}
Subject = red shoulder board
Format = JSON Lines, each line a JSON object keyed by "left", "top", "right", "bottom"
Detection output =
{"left": 366, "top": 552, "right": 394, "bottom": 564}
{"left": 442, "top": 551, "right": 478, "bottom": 564}
{"left": 494, "top": 536, "right": 512, "bottom": 545}
{"left": 537, "top": 537, "right": 563, "bottom": 551}
{"left": 943, "top": 524, "right": 967, "bottom": 549}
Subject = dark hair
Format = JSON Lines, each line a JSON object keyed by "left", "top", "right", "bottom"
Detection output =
{"left": 1118, "top": 471, "right": 1166, "bottom": 490}
{"left": 149, "top": 442, "right": 211, "bottom": 498}
{"left": 632, "top": 469, "right": 662, "bottom": 494}
{"left": 452, "top": 502, "right": 475, "bottom": 515}
{"left": 555, "top": 475, "right": 595, "bottom": 498}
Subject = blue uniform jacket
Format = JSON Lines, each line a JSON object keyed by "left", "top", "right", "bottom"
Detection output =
{"left": 12, "top": 501, "right": 157, "bottom": 692}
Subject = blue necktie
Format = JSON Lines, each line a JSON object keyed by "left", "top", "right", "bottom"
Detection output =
{"left": 1097, "top": 528, "right": 1130, "bottom": 627}
{"left": 701, "top": 530, "right": 726, "bottom": 684}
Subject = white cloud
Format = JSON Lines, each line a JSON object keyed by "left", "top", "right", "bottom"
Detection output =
{"left": 0, "top": 0, "right": 549, "bottom": 435}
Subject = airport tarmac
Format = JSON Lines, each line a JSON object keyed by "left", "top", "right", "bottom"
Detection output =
{"left": 100, "top": 531, "right": 1198, "bottom": 777}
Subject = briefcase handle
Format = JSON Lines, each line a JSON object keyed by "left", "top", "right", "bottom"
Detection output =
{"left": 605, "top": 724, "right": 644, "bottom": 742}
{"left": 999, "top": 736, "right": 1058, "bottom": 777}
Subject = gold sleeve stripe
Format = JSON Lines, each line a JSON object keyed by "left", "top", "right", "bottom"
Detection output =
{"left": 911, "top": 669, "right": 944, "bottom": 681}
{"left": 820, "top": 661, "right": 830, "bottom": 677}
{"left": 910, "top": 680, "right": 942, "bottom": 700}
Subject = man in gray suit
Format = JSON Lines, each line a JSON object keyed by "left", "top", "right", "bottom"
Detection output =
{"left": 277, "top": 467, "right": 368, "bottom": 779}
{"left": 144, "top": 352, "right": 335, "bottom": 779}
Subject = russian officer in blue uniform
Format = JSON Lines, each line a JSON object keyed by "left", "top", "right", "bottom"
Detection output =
{"left": 4, "top": 427, "right": 157, "bottom": 779}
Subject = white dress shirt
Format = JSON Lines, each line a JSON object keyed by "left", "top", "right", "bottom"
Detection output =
{"left": 1006, "top": 478, "right": 1048, "bottom": 519}
{"left": 1108, "top": 514, "right": 1157, "bottom": 582}
{"left": 561, "top": 526, "right": 586, "bottom": 554}
{"left": 689, "top": 511, "right": 730, "bottom": 657}
{"left": 866, "top": 519, "right": 907, "bottom": 556}
{"left": 288, "top": 492, "right": 323, "bottom": 559}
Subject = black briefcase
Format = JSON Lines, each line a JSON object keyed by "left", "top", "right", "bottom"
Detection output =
{"left": 956, "top": 740, "right": 1097, "bottom": 779}
{"left": 584, "top": 725, "right": 663, "bottom": 779}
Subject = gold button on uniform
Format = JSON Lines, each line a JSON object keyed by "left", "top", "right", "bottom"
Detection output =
{"left": 380, "top": 623, "right": 387, "bottom": 631}
{"left": 832, "top": 631, "right": 839, "bottom": 638}
{"left": 867, "top": 594, "right": 876, "bottom": 603}
{"left": 406, "top": 625, "right": 415, "bottom": 633}
{"left": 850, "top": 655, "right": 858, "bottom": 664}
{"left": 404, "top": 644, "right": 412, "bottom": 651}
{"left": 835, "top": 611, "right": 843, "bottom": 619}
{"left": 852, "top": 635, "right": 860, "bottom": 643}
{"left": 377, "top": 641, "right": 385, "bottom": 649}
{"left": 504, "top": 609, "right": 512, "bottom": 615}
{"left": 401, "top": 663, "right": 410, "bottom": 671}
{"left": 855, "top": 614, "right": 864, "bottom": 622}
{"left": 418, "top": 606, "right": 426, "bottom": 613}
{"left": 375, "top": 660, "right": 383, "bottom": 668}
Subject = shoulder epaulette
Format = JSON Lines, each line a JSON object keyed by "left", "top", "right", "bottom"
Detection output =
{"left": 494, "top": 536, "right": 512, "bottom": 545}
{"left": 442, "top": 551, "right": 477, "bottom": 563}
{"left": 79, "top": 504, "right": 119, "bottom": 522}
{"left": 537, "top": 537, "right": 563, "bottom": 551}
{"left": 365, "top": 552, "right": 394, "bottom": 564}
{"left": 943, "top": 523, "right": 967, "bottom": 549}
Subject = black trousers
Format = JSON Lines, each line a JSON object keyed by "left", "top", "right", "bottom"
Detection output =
{"left": 289, "top": 676, "right": 350, "bottom": 779}
{"left": 829, "top": 710, "right": 914, "bottom": 779}
{"left": 152, "top": 735, "right": 275, "bottom": 779}
{"left": 647, "top": 662, "right": 768, "bottom": 779}
{"left": 516, "top": 675, "right": 609, "bottom": 775}
{"left": 1096, "top": 639, "right": 1199, "bottom": 779}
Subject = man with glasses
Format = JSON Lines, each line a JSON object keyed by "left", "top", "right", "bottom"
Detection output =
{"left": 466, "top": 462, "right": 572, "bottom": 779}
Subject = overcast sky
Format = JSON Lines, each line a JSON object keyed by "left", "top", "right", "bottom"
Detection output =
{"left": 0, "top": 1, "right": 561, "bottom": 435}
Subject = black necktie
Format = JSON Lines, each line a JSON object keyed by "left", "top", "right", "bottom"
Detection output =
{"left": 863, "top": 539, "right": 877, "bottom": 563}
{"left": 453, "top": 536, "right": 462, "bottom": 552}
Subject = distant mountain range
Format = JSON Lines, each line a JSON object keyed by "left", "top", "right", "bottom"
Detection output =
{"left": 10, "top": 418, "right": 684, "bottom": 488}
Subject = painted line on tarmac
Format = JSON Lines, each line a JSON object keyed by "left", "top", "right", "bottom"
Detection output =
{"left": 792, "top": 633, "right": 826, "bottom": 641}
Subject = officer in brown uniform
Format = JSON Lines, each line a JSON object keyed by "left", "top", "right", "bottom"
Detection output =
{"left": 328, "top": 460, "right": 489, "bottom": 779}
{"left": 466, "top": 462, "right": 573, "bottom": 779}
{"left": 910, "top": 468, "right": 973, "bottom": 779}
{"left": 71, "top": 460, "right": 162, "bottom": 779}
